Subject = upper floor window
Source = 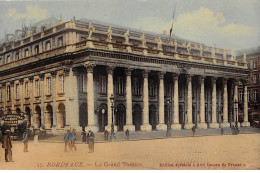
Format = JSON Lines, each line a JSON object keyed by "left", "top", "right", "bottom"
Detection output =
{"left": 81, "top": 36, "right": 86, "bottom": 41}
{"left": 6, "top": 55, "right": 11, "bottom": 63}
{"left": 0, "top": 57, "right": 2, "bottom": 65}
{"left": 59, "top": 74, "right": 64, "bottom": 93}
{"left": 116, "top": 77, "right": 125, "bottom": 95}
{"left": 253, "top": 75, "right": 257, "bottom": 83}
{"left": 247, "top": 90, "right": 250, "bottom": 102}
{"left": 253, "top": 61, "right": 257, "bottom": 68}
{"left": 133, "top": 78, "right": 141, "bottom": 96}
{"left": 46, "top": 41, "right": 51, "bottom": 50}
{"left": 24, "top": 49, "right": 29, "bottom": 57}
{"left": 149, "top": 79, "right": 157, "bottom": 97}
{"left": 58, "top": 37, "right": 63, "bottom": 46}
{"left": 7, "top": 85, "right": 11, "bottom": 101}
{"left": 35, "top": 79, "right": 40, "bottom": 96}
{"left": 46, "top": 77, "right": 51, "bottom": 94}
{"left": 239, "top": 91, "right": 243, "bottom": 102}
{"left": 25, "top": 82, "right": 29, "bottom": 98}
{"left": 35, "top": 45, "right": 39, "bottom": 54}
{"left": 15, "top": 52, "right": 19, "bottom": 60}
{"left": 79, "top": 74, "right": 87, "bottom": 93}
{"left": 15, "top": 83, "right": 19, "bottom": 99}
{"left": 0, "top": 88, "right": 2, "bottom": 102}
{"left": 99, "top": 75, "right": 107, "bottom": 94}
{"left": 253, "top": 90, "right": 257, "bottom": 101}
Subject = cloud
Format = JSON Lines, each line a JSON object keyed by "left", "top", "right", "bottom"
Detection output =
{"left": 6, "top": 5, "right": 47, "bottom": 20}
{"left": 131, "top": 7, "right": 259, "bottom": 50}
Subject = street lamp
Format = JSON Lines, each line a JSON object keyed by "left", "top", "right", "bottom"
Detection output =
{"left": 109, "top": 94, "right": 116, "bottom": 141}
{"left": 234, "top": 99, "right": 239, "bottom": 135}
{"left": 166, "top": 96, "right": 171, "bottom": 138}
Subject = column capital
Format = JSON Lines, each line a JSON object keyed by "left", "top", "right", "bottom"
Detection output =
{"left": 142, "top": 69, "right": 150, "bottom": 78}
{"left": 72, "top": 67, "right": 79, "bottom": 76}
{"left": 186, "top": 74, "right": 192, "bottom": 82}
{"left": 242, "top": 79, "right": 249, "bottom": 85}
{"left": 233, "top": 78, "right": 239, "bottom": 85}
{"left": 84, "top": 62, "right": 95, "bottom": 73}
{"left": 222, "top": 78, "right": 228, "bottom": 85}
{"left": 211, "top": 77, "right": 217, "bottom": 84}
{"left": 50, "top": 71, "right": 57, "bottom": 78}
{"left": 63, "top": 68, "right": 70, "bottom": 76}
{"left": 198, "top": 75, "right": 204, "bottom": 83}
{"left": 39, "top": 74, "right": 45, "bottom": 81}
{"left": 106, "top": 66, "right": 114, "bottom": 75}
{"left": 172, "top": 73, "right": 179, "bottom": 81}
{"left": 28, "top": 76, "right": 34, "bottom": 82}
{"left": 125, "top": 67, "right": 132, "bottom": 76}
{"left": 19, "top": 78, "right": 24, "bottom": 84}
{"left": 158, "top": 71, "right": 166, "bottom": 79}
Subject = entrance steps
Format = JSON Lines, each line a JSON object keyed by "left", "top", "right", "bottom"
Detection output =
{"left": 38, "top": 127, "right": 260, "bottom": 143}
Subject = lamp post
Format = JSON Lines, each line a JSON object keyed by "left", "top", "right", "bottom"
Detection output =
{"left": 234, "top": 99, "right": 239, "bottom": 135}
{"left": 101, "top": 108, "right": 105, "bottom": 132}
{"left": 166, "top": 96, "right": 171, "bottom": 138}
{"left": 109, "top": 94, "right": 116, "bottom": 141}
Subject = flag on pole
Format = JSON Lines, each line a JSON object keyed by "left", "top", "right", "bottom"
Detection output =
{"left": 169, "top": 4, "right": 177, "bottom": 37}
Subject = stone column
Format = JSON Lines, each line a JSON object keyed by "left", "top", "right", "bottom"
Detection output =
{"left": 184, "top": 74, "right": 194, "bottom": 129}
{"left": 233, "top": 79, "right": 239, "bottom": 122}
{"left": 156, "top": 71, "right": 167, "bottom": 130}
{"left": 29, "top": 77, "right": 34, "bottom": 126}
{"left": 197, "top": 76, "right": 207, "bottom": 129}
{"left": 105, "top": 66, "right": 117, "bottom": 132}
{"left": 209, "top": 77, "right": 219, "bottom": 128}
{"left": 220, "top": 78, "right": 230, "bottom": 127}
{"left": 69, "top": 68, "right": 81, "bottom": 131}
{"left": 39, "top": 74, "right": 45, "bottom": 129}
{"left": 85, "top": 63, "right": 98, "bottom": 132}
{"left": 64, "top": 68, "right": 71, "bottom": 128}
{"left": 171, "top": 73, "right": 181, "bottom": 130}
{"left": 140, "top": 69, "right": 152, "bottom": 131}
{"left": 19, "top": 79, "right": 24, "bottom": 113}
{"left": 51, "top": 71, "right": 57, "bottom": 132}
{"left": 241, "top": 80, "right": 250, "bottom": 127}
{"left": 124, "top": 67, "right": 135, "bottom": 131}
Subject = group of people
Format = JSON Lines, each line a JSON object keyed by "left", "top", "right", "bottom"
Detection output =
{"left": 64, "top": 129, "right": 77, "bottom": 152}
{"left": 103, "top": 129, "right": 130, "bottom": 141}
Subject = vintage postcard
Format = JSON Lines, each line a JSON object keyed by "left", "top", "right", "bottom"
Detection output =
{"left": 0, "top": 0, "right": 259, "bottom": 170}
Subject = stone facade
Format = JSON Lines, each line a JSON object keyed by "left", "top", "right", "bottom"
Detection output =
{"left": 0, "top": 18, "right": 250, "bottom": 133}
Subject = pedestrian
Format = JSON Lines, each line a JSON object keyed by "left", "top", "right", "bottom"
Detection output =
{"left": 34, "top": 131, "right": 39, "bottom": 146}
{"left": 221, "top": 128, "right": 224, "bottom": 135}
{"left": 125, "top": 129, "right": 130, "bottom": 141}
{"left": 192, "top": 126, "right": 196, "bottom": 137}
{"left": 2, "top": 130, "right": 13, "bottom": 162}
{"left": 70, "top": 129, "right": 77, "bottom": 151}
{"left": 104, "top": 130, "right": 109, "bottom": 141}
{"left": 22, "top": 130, "right": 29, "bottom": 152}
{"left": 64, "top": 130, "right": 71, "bottom": 152}
{"left": 81, "top": 130, "right": 86, "bottom": 143}
{"left": 87, "top": 130, "right": 95, "bottom": 153}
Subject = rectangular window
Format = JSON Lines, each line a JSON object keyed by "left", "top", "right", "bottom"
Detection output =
{"left": 15, "top": 52, "right": 19, "bottom": 60}
{"left": 46, "top": 77, "right": 51, "bottom": 94}
{"left": 239, "top": 91, "right": 243, "bottom": 102}
{"left": 133, "top": 78, "right": 141, "bottom": 96}
{"left": 25, "top": 82, "right": 29, "bottom": 98}
{"left": 35, "top": 45, "right": 39, "bottom": 54}
{"left": 6, "top": 55, "right": 10, "bottom": 63}
{"left": 7, "top": 85, "right": 11, "bottom": 101}
{"left": 15, "top": 84, "right": 19, "bottom": 99}
{"left": 149, "top": 80, "right": 157, "bottom": 97}
{"left": 99, "top": 75, "right": 107, "bottom": 94}
{"left": 253, "top": 75, "right": 257, "bottom": 83}
{"left": 59, "top": 74, "right": 64, "bottom": 93}
{"left": 58, "top": 37, "right": 63, "bottom": 46}
{"left": 253, "top": 61, "right": 257, "bottom": 68}
{"left": 35, "top": 79, "right": 40, "bottom": 96}
{"left": 24, "top": 49, "right": 29, "bottom": 57}
{"left": 116, "top": 77, "right": 125, "bottom": 95}
{"left": 253, "top": 90, "right": 257, "bottom": 101}
{"left": 247, "top": 90, "right": 250, "bottom": 102}
{"left": 46, "top": 41, "right": 51, "bottom": 50}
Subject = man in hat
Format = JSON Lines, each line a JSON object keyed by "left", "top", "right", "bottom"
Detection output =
{"left": 87, "top": 130, "right": 95, "bottom": 153}
{"left": 2, "top": 130, "right": 13, "bottom": 162}
{"left": 22, "top": 130, "right": 29, "bottom": 152}
{"left": 64, "top": 130, "right": 71, "bottom": 152}
{"left": 70, "top": 129, "right": 77, "bottom": 151}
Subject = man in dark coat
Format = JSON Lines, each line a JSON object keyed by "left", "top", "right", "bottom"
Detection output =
{"left": 64, "top": 130, "right": 71, "bottom": 152}
{"left": 125, "top": 129, "right": 130, "bottom": 141}
{"left": 87, "top": 130, "right": 95, "bottom": 153}
{"left": 70, "top": 129, "right": 77, "bottom": 151}
{"left": 104, "top": 130, "right": 109, "bottom": 141}
{"left": 2, "top": 130, "right": 13, "bottom": 162}
{"left": 81, "top": 131, "right": 87, "bottom": 143}
{"left": 22, "top": 130, "right": 29, "bottom": 152}
{"left": 192, "top": 126, "right": 196, "bottom": 137}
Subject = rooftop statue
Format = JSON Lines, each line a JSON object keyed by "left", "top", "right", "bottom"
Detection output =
{"left": 211, "top": 47, "right": 215, "bottom": 58}
{"left": 88, "top": 22, "right": 95, "bottom": 39}
{"left": 107, "top": 26, "right": 112, "bottom": 42}
{"left": 199, "top": 44, "right": 203, "bottom": 56}
{"left": 187, "top": 42, "right": 191, "bottom": 54}
{"left": 124, "top": 29, "right": 130, "bottom": 44}
{"left": 174, "top": 40, "right": 178, "bottom": 52}
{"left": 233, "top": 51, "right": 236, "bottom": 60}
{"left": 156, "top": 37, "right": 162, "bottom": 50}
{"left": 140, "top": 33, "right": 146, "bottom": 47}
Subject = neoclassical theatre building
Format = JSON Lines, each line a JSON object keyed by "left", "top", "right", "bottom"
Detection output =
{"left": 0, "top": 18, "right": 250, "bottom": 133}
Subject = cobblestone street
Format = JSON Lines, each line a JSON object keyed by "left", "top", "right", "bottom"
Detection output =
{"left": 0, "top": 133, "right": 259, "bottom": 170}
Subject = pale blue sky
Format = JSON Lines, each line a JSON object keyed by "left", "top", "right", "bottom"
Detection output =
{"left": 0, "top": 0, "right": 259, "bottom": 51}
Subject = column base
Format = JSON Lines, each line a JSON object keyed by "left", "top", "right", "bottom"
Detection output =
{"left": 184, "top": 123, "right": 194, "bottom": 129}
{"left": 220, "top": 122, "right": 230, "bottom": 128}
{"left": 209, "top": 122, "right": 219, "bottom": 128}
{"left": 241, "top": 121, "right": 250, "bottom": 127}
{"left": 105, "top": 125, "right": 118, "bottom": 132}
{"left": 85, "top": 125, "right": 98, "bottom": 133}
{"left": 123, "top": 124, "right": 135, "bottom": 132}
{"left": 156, "top": 123, "right": 167, "bottom": 131}
{"left": 140, "top": 124, "right": 152, "bottom": 132}
{"left": 197, "top": 123, "right": 208, "bottom": 129}
{"left": 171, "top": 123, "right": 182, "bottom": 130}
